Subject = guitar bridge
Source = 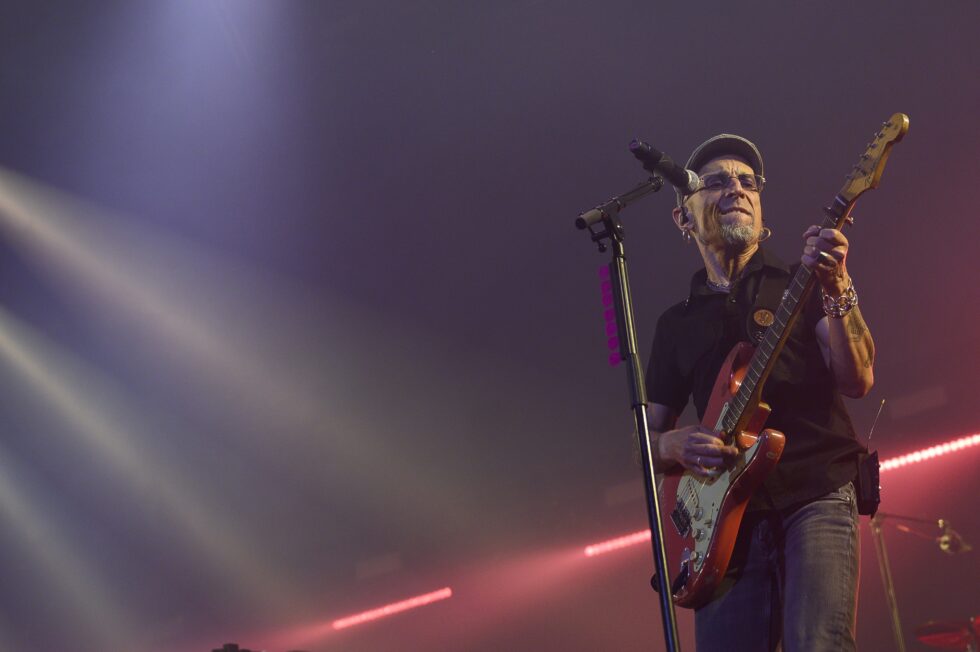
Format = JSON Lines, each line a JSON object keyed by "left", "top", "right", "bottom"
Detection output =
{"left": 670, "top": 502, "right": 692, "bottom": 538}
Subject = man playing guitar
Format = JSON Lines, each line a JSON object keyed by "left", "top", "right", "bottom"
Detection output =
{"left": 646, "top": 134, "right": 875, "bottom": 651}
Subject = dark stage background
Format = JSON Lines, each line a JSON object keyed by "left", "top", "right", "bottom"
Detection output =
{"left": 0, "top": 2, "right": 977, "bottom": 651}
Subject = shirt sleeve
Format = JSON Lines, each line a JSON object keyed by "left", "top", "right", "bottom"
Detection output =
{"left": 644, "top": 309, "right": 690, "bottom": 415}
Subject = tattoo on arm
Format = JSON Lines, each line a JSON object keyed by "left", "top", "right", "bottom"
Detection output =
{"left": 845, "top": 312, "right": 867, "bottom": 342}
{"left": 864, "top": 341, "right": 876, "bottom": 368}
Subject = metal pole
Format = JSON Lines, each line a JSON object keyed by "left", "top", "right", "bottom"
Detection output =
{"left": 870, "top": 515, "right": 906, "bottom": 652}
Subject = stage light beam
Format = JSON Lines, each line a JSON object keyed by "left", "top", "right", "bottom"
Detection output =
{"left": 0, "top": 307, "right": 299, "bottom": 614}
{"left": 0, "top": 167, "right": 478, "bottom": 532}
{"left": 0, "top": 444, "right": 140, "bottom": 650}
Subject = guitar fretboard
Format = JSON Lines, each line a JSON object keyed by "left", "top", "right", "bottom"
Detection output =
{"left": 720, "top": 198, "right": 848, "bottom": 434}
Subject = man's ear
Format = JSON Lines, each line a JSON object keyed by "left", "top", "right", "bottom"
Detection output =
{"left": 672, "top": 206, "right": 691, "bottom": 232}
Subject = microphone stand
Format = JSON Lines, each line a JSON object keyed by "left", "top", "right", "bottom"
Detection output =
{"left": 575, "top": 174, "right": 681, "bottom": 652}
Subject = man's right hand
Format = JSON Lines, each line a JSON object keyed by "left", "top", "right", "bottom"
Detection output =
{"left": 657, "top": 426, "right": 739, "bottom": 479}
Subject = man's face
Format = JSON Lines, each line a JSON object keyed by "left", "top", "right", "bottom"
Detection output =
{"left": 684, "top": 156, "right": 763, "bottom": 249}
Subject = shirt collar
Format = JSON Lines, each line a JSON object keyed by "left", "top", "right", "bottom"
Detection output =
{"left": 686, "top": 246, "right": 790, "bottom": 303}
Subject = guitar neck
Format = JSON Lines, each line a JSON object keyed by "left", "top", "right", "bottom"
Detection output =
{"left": 721, "top": 197, "right": 854, "bottom": 435}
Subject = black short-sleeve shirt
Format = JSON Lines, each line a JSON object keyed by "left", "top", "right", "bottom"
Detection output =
{"left": 645, "top": 247, "right": 864, "bottom": 510}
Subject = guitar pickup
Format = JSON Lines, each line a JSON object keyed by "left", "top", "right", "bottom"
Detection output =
{"left": 670, "top": 503, "right": 692, "bottom": 537}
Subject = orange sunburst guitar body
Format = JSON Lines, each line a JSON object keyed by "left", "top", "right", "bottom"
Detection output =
{"left": 664, "top": 113, "right": 909, "bottom": 609}
{"left": 667, "top": 341, "right": 785, "bottom": 608}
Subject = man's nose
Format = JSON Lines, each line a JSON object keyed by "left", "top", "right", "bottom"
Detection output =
{"left": 723, "top": 179, "right": 747, "bottom": 196}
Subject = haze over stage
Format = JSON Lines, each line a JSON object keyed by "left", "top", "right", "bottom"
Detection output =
{"left": 0, "top": 2, "right": 977, "bottom": 650}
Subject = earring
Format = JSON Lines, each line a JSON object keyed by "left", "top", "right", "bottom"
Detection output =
{"left": 682, "top": 230, "right": 693, "bottom": 244}
{"left": 759, "top": 226, "right": 772, "bottom": 242}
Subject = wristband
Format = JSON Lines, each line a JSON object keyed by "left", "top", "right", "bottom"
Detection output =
{"left": 821, "top": 279, "right": 858, "bottom": 318}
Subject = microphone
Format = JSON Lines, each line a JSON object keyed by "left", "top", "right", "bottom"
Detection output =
{"left": 629, "top": 139, "right": 701, "bottom": 195}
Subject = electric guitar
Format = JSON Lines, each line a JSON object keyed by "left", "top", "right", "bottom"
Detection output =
{"left": 666, "top": 113, "right": 910, "bottom": 609}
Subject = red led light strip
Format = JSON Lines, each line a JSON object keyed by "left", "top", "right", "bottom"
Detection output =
{"left": 331, "top": 587, "right": 452, "bottom": 630}
{"left": 584, "top": 529, "right": 651, "bottom": 557}
{"left": 584, "top": 432, "right": 980, "bottom": 557}
{"left": 879, "top": 432, "right": 980, "bottom": 471}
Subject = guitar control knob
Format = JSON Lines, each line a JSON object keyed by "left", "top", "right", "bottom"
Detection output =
{"left": 693, "top": 508, "right": 703, "bottom": 520}
{"left": 691, "top": 551, "right": 702, "bottom": 562}
{"left": 694, "top": 529, "right": 704, "bottom": 541}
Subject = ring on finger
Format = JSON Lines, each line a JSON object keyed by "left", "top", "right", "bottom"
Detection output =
{"left": 696, "top": 455, "right": 702, "bottom": 467}
{"left": 818, "top": 251, "right": 837, "bottom": 265}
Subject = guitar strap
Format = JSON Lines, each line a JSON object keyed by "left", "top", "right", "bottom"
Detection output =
{"left": 745, "top": 268, "right": 787, "bottom": 345}
{"left": 732, "top": 269, "right": 790, "bottom": 511}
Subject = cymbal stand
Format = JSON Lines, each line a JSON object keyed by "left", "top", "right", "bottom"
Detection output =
{"left": 870, "top": 511, "right": 962, "bottom": 652}
{"left": 870, "top": 513, "right": 907, "bottom": 652}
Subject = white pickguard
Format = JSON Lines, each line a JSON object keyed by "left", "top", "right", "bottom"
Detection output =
{"left": 675, "top": 430, "right": 764, "bottom": 572}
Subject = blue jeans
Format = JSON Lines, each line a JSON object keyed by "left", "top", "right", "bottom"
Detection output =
{"left": 693, "top": 483, "right": 860, "bottom": 652}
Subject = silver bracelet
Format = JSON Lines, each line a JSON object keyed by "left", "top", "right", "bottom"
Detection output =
{"left": 821, "top": 279, "right": 858, "bottom": 318}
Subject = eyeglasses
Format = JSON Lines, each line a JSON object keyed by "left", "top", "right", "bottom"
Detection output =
{"left": 695, "top": 172, "right": 766, "bottom": 193}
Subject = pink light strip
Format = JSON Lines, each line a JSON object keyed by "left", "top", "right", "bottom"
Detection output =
{"left": 584, "top": 529, "right": 651, "bottom": 557}
{"left": 331, "top": 587, "right": 453, "bottom": 630}
{"left": 879, "top": 432, "right": 980, "bottom": 471}
{"left": 584, "top": 432, "right": 980, "bottom": 557}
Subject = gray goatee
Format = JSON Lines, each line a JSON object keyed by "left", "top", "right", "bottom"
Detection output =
{"left": 720, "top": 224, "right": 758, "bottom": 247}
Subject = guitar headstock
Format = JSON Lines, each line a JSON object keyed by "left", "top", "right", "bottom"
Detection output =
{"left": 839, "top": 113, "right": 910, "bottom": 204}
